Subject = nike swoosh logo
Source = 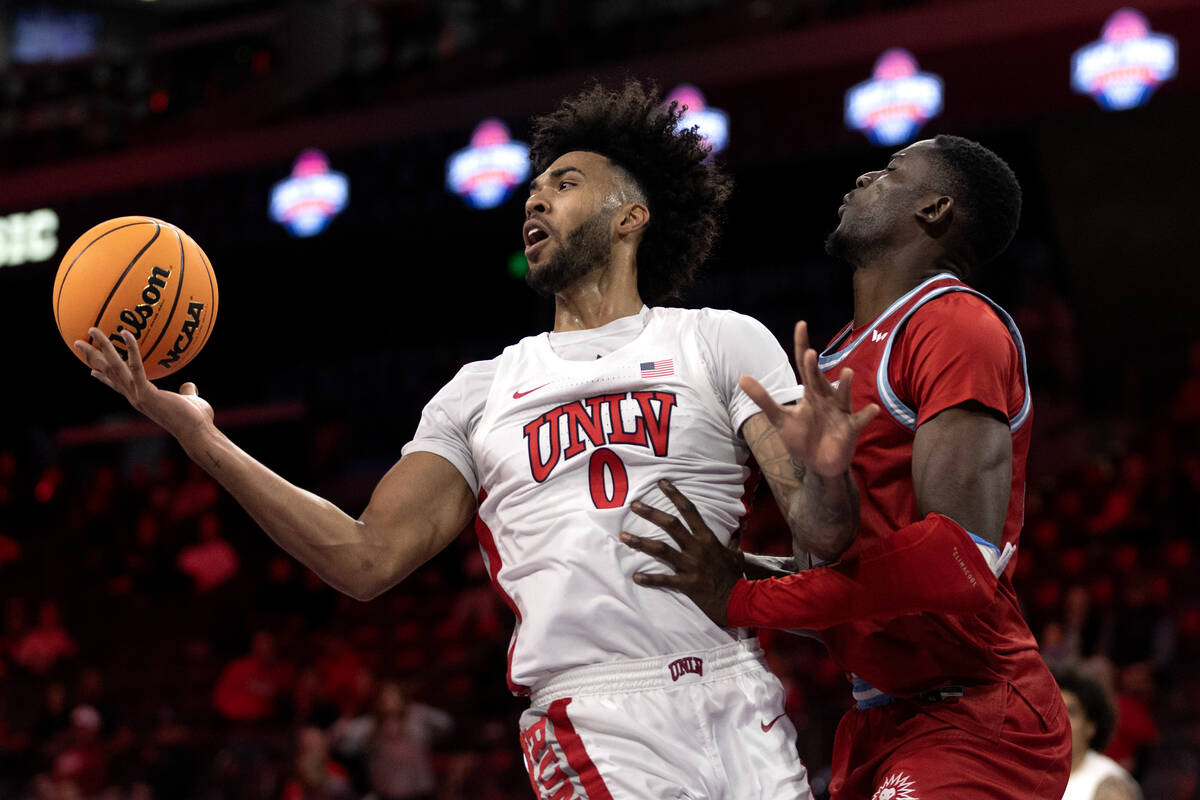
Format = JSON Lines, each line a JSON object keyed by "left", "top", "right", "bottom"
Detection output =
{"left": 512, "top": 383, "right": 550, "bottom": 399}
{"left": 761, "top": 712, "right": 787, "bottom": 732}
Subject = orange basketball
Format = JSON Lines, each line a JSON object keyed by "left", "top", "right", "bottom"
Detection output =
{"left": 53, "top": 216, "right": 219, "bottom": 380}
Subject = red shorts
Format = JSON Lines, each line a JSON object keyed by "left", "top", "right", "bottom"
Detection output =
{"left": 830, "top": 678, "right": 1071, "bottom": 799}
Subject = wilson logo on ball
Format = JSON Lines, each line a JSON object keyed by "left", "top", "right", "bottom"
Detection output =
{"left": 54, "top": 216, "right": 218, "bottom": 380}
{"left": 109, "top": 265, "right": 172, "bottom": 357}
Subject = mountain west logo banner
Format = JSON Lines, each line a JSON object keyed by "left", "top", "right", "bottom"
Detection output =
{"left": 446, "top": 118, "right": 531, "bottom": 210}
{"left": 845, "top": 48, "right": 943, "bottom": 147}
{"left": 269, "top": 149, "right": 349, "bottom": 237}
{"left": 1071, "top": 8, "right": 1178, "bottom": 111}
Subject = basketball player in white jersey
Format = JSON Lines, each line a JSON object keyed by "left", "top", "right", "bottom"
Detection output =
{"left": 75, "top": 81, "right": 877, "bottom": 799}
{"left": 1056, "top": 665, "right": 1142, "bottom": 800}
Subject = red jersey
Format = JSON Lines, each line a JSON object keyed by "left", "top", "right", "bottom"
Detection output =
{"left": 816, "top": 272, "right": 1045, "bottom": 702}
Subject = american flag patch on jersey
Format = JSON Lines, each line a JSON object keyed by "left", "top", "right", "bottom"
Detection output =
{"left": 640, "top": 359, "right": 674, "bottom": 378}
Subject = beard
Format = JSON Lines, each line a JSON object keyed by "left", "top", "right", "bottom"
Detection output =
{"left": 526, "top": 210, "right": 614, "bottom": 296}
{"left": 824, "top": 211, "right": 891, "bottom": 269}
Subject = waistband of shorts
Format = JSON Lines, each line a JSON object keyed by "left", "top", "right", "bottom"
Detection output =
{"left": 851, "top": 674, "right": 966, "bottom": 710}
{"left": 530, "top": 639, "right": 766, "bottom": 708}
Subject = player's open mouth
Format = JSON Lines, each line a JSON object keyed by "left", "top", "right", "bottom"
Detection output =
{"left": 523, "top": 220, "right": 552, "bottom": 256}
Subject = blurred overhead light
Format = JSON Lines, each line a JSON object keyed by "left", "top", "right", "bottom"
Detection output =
{"left": 844, "top": 48, "right": 943, "bottom": 147}
{"left": 1071, "top": 8, "right": 1177, "bottom": 111}
{"left": 667, "top": 84, "right": 729, "bottom": 155}
{"left": 0, "top": 209, "right": 59, "bottom": 268}
{"left": 269, "top": 150, "right": 349, "bottom": 237}
{"left": 446, "top": 119, "right": 530, "bottom": 210}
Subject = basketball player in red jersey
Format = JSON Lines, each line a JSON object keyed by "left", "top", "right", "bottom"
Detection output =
{"left": 623, "top": 135, "right": 1071, "bottom": 798}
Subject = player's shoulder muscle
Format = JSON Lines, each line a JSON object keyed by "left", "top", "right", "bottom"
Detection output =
{"left": 906, "top": 291, "right": 1014, "bottom": 356}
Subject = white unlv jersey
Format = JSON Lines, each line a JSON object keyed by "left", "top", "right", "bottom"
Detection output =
{"left": 403, "top": 306, "right": 801, "bottom": 693}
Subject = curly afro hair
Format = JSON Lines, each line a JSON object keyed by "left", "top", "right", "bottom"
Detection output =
{"left": 1053, "top": 664, "right": 1117, "bottom": 751}
{"left": 929, "top": 135, "right": 1022, "bottom": 271}
{"left": 529, "top": 80, "right": 733, "bottom": 304}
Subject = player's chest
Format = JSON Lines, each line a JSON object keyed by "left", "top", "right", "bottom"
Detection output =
{"left": 473, "top": 354, "right": 727, "bottom": 488}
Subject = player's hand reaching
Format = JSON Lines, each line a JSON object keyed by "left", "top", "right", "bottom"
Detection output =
{"left": 740, "top": 321, "right": 879, "bottom": 477}
{"left": 74, "top": 327, "right": 214, "bottom": 440}
{"left": 621, "top": 479, "right": 744, "bottom": 627}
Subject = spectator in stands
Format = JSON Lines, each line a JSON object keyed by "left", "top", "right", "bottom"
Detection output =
{"left": 176, "top": 511, "right": 239, "bottom": 593}
{"left": 0, "top": 450, "right": 16, "bottom": 509}
{"left": 213, "top": 631, "right": 292, "bottom": 723}
{"left": 1170, "top": 340, "right": 1200, "bottom": 423}
{"left": 330, "top": 680, "right": 452, "bottom": 800}
{"left": 49, "top": 706, "right": 109, "bottom": 797}
{"left": 0, "top": 532, "right": 19, "bottom": 570}
{"left": 1106, "top": 662, "right": 1160, "bottom": 775}
{"left": 13, "top": 603, "right": 76, "bottom": 676}
{"left": 448, "top": 550, "right": 504, "bottom": 638}
{"left": 170, "top": 463, "right": 220, "bottom": 521}
{"left": 30, "top": 681, "right": 71, "bottom": 754}
{"left": 1056, "top": 663, "right": 1142, "bottom": 800}
{"left": 280, "top": 725, "right": 355, "bottom": 800}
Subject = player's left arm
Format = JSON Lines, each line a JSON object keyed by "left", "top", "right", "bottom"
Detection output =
{"left": 912, "top": 402, "right": 1011, "bottom": 548}
{"left": 907, "top": 295, "right": 1023, "bottom": 550}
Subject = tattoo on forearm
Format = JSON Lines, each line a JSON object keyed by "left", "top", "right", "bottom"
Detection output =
{"left": 745, "top": 418, "right": 856, "bottom": 559}
{"left": 206, "top": 450, "right": 221, "bottom": 469}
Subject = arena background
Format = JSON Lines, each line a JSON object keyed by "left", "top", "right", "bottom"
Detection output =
{"left": 0, "top": 0, "right": 1198, "bottom": 797}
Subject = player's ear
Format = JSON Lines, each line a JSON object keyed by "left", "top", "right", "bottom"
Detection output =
{"left": 916, "top": 194, "right": 953, "bottom": 226}
{"left": 616, "top": 202, "right": 650, "bottom": 239}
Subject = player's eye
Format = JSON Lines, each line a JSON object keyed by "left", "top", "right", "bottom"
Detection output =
{"left": 559, "top": 181, "right": 573, "bottom": 190}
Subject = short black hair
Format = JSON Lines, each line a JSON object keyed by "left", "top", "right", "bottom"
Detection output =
{"left": 928, "top": 134, "right": 1022, "bottom": 269}
{"left": 1054, "top": 664, "right": 1118, "bottom": 751}
{"left": 529, "top": 80, "right": 732, "bottom": 304}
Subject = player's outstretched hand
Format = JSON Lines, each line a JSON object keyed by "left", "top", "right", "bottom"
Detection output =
{"left": 74, "top": 327, "right": 214, "bottom": 439}
{"left": 620, "top": 479, "right": 743, "bottom": 627}
{"left": 739, "top": 320, "right": 879, "bottom": 477}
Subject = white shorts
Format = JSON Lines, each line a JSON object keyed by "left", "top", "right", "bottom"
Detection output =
{"left": 519, "top": 639, "right": 812, "bottom": 800}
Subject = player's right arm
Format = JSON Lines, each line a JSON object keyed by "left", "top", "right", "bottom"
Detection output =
{"left": 738, "top": 321, "right": 878, "bottom": 565}
{"left": 76, "top": 328, "right": 475, "bottom": 601}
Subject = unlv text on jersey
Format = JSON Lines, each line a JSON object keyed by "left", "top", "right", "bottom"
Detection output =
{"left": 522, "top": 391, "right": 677, "bottom": 482}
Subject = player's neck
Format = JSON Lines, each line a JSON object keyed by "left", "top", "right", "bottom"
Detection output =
{"left": 851, "top": 253, "right": 956, "bottom": 327}
{"left": 552, "top": 263, "right": 645, "bottom": 332}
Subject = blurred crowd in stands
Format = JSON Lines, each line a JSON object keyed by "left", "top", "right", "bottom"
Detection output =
{"left": 2, "top": 0, "right": 932, "bottom": 172}
{"left": 1, "top": 275, "right": 1199, "bottom": 799}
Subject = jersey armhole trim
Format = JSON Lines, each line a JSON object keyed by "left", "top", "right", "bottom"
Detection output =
{"left": 876, "top": 286, "right": 1032, "bottom": 433}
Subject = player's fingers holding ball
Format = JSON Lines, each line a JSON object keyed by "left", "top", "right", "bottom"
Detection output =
{"left": 74, "top": 339, "right": 101, "bottom": 370}
{"left": 88, "top": 327, "right": 123, "bottom": 364}
{"left": 119, "top": 330, "right": 149, "bottom": 384}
